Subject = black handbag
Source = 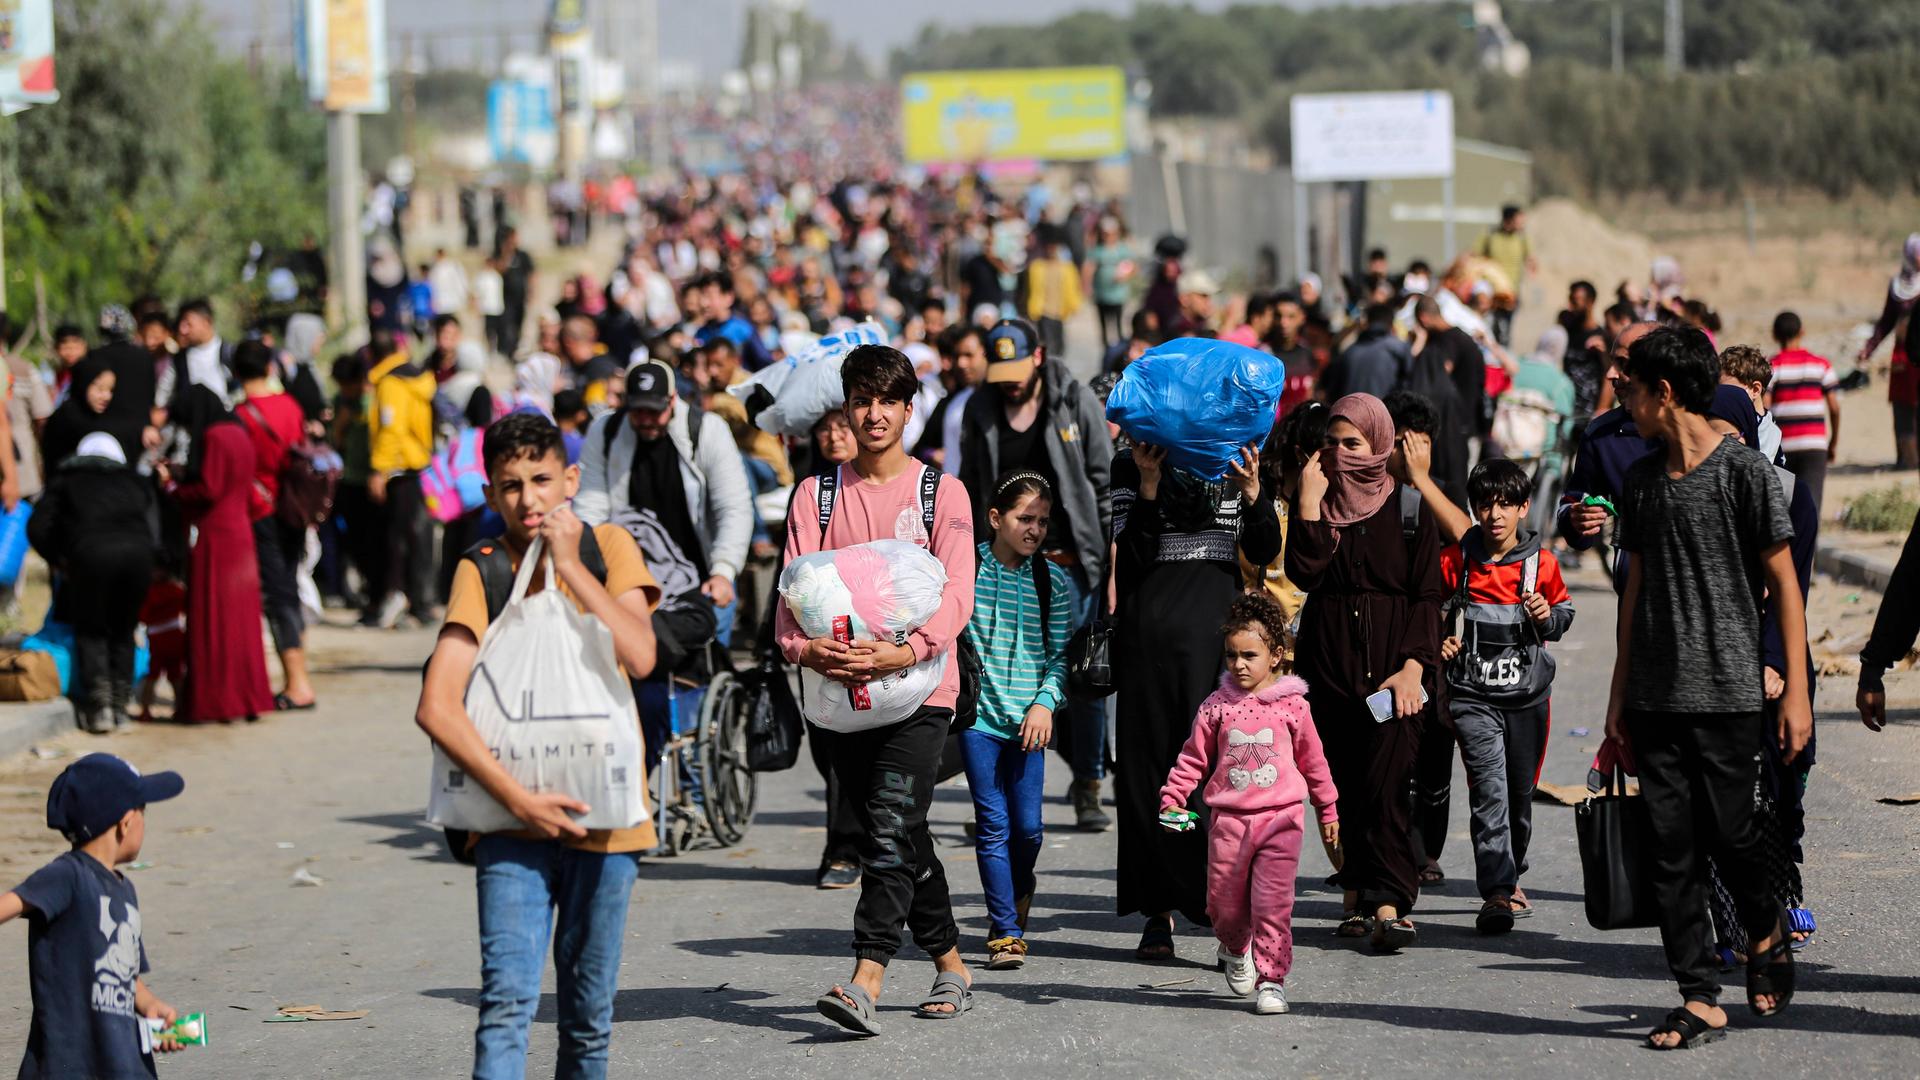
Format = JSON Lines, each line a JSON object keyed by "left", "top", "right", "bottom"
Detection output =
{"left": 1574, "top": 765, "right": 1662, "bottom": 930}
{"left": 740, "top": 655, "right": 805, "bottom": 773}
{"left": 1067, "top": 550, "right": 1115, "bottom": 699}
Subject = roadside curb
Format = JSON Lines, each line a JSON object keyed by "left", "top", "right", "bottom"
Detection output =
{"left": 1815, "top": 542, "right": 1895, "bottom": 593}
{"left": 0, "top": 699, "right": 76, "bottom": 760}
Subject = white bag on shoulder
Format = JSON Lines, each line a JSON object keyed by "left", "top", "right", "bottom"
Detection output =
{"left": 426, "top": 535, "right": 647, "bottom": 833}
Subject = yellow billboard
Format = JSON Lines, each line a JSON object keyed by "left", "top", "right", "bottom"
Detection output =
{"left": 901, "top": 67, "right": 1126, "bottom": 164}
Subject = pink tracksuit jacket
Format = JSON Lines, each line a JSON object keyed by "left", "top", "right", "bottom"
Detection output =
{"left": 1161, "top": 674, "right": 1339, "bottom": 822}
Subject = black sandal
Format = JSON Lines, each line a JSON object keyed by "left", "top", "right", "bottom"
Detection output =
{"left": 1334, "top": 913, "right": 1371, "bottom": 938}
{"left": 1371, "top": 917, "right": 1416, "bottom": 953}
{"left": 1746, "top": 929, "right": 1796, "bottom": 1017}
{"left": 1135, "top": 917, "right": 1175, "bottom": 961}
{"left": 1646, "top": 1006, "right": 1725, "bottom": 1050}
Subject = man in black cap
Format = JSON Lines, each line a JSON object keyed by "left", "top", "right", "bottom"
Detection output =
{"left": 958, "top": 318, "right": 1116, "bottom": 830}
{"left": 576, "top": 358, "right": 752, "bottom": 765}
{"left": 1, "top": 754, "right": 185, "bottom": 1077}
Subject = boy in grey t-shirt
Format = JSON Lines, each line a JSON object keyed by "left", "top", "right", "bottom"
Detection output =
{"left": 1603, "top": 327, "right": 1811, "bottom": 1051}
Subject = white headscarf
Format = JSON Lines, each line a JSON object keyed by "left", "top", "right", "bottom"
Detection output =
{"left": 1892, "top": 233, "right": 1920, "bottom": 303}
{"left": 76, "top": 432, "right": 127, "bottom": 464}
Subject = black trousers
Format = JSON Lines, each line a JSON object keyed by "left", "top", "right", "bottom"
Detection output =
{"left": 814, "top": 706, "right": 959, "bottom": 965}
{"left": 1311, "top": 692, "right": 1423, "bottom": 912}
{"left": 807, "top": 723, "right": 865, "bottom": 869}
{"left": 1628, "top": 709, "right": 1780, "bottom": 1004}
{"left": 252, "top": 516, "right": 305, "bottom": 652}
{"left": 74, "top": 632, "right": 136, "bottom": 712}
{"left": 1410, "top": 708, "right": 1454, "bottom": 871}
{"left": 333, "top": 482, "right": 387, "bottom": 602}
{"left": 381, "top": 471, "right": 434, "bottom": 617}
{"left": 1096, "top": 302, "right": 1124, "bottom": 350}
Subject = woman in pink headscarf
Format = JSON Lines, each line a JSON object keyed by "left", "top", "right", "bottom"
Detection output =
{"left": 1284, "top": 393, "right": 1444, "bottom": 953}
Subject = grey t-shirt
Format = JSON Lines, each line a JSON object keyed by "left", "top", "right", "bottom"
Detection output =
{"left": 1616, "top": 437, "right": 1793, "bottom": 714}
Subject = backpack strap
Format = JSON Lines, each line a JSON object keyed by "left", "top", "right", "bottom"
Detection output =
{"left": 1399, "top": 484, "right": 1423, "bottom": 543}
{"left": 464, "top": 527, "right": 608, "bottom": 626}
{"left": 1032, "top": 555, "right": 1054, "bottom": 652}
{"left": 918, "top": 463, "right": 939, "bottom": 541}
{"left": 1447, "top": 539, "right": 1471, "bottom": 637}
{"left": 600, "top": 412, "right": 621, "bottom": 457}
{"left": 816, "top": 466, "right": 840, "bottom": 542}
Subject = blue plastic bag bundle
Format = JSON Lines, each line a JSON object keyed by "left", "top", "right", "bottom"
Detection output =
{"left": 22, "top": 616, "right": 149, "bottom": 697}
{"left": 0, "top": 501, "right": 30, "bottom": 588}
{"left": 1104, "top": 337, "right": 1286, "bottom": 480}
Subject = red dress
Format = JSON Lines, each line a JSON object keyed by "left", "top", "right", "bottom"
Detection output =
{"left": 171, "top": 422, "right": 274, "bottom": 722}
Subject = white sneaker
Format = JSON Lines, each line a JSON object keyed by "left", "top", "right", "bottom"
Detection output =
{"left": 374, "top": 592, "right": 408, "bottom": 630}
{"left": 1217, "top": 946, "right": 1256, "bottom": 996}
{"left": 1254, "top": 982, "right": 1289, "bottom": 1015}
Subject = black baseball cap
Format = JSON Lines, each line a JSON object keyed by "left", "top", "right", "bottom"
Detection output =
{"left": 46, "top": 753, "right": 184, "bottom": 844}
{"left": 624, "top": 358, "right": 675, "bottom": 413}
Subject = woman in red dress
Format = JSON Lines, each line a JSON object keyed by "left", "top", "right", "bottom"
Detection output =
{"left": 158, "top": 386, "right": 275, "bottom": 723}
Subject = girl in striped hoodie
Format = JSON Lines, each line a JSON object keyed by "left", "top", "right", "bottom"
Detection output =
{"left": 962, "top": 472, "right": 1074, "bottom": 971}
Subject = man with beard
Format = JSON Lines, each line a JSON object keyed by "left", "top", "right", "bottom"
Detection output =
{"left": 958, "top": 319, "right": 1115, "bottom": 831}
{"left": 575, "top": 360, "right": 752, "bottom": 767}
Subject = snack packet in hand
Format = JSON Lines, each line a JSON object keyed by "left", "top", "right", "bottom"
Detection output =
{"left": 1158, "top": 807, "right": 1198, "bottom": 832}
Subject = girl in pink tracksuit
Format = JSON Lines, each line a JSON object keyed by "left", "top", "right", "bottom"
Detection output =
{"left": 1160, "top": 592, "right": 1339, "bottom": 1014}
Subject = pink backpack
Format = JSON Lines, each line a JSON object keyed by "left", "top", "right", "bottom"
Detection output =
{"left": 421, "top": 428, "right": 488, "bottom": 523}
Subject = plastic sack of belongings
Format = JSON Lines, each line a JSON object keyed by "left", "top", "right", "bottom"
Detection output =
{"left": 778, "top": 539, "right": 949, "bottom": 731}
{"left": 1104, "top": 337, "right": 1286, "bottom": 480}
{"left": 728, "top": 323, "right": 889, "bottom": 438}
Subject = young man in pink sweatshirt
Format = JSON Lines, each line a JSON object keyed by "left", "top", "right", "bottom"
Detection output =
{"left": 782, "top": 345, "right": 978, "bottom": 1036}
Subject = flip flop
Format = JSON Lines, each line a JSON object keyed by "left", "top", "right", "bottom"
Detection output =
{"left": 815, "top": 983, "right": 881, "bottom": 1037}
{"left": 915, "top": 971, "right": 973, "bottom": 1019}
{"left": 274, "top": 694, "right": 318, "bottom": 712}
{"left": 1135, "top": 917, "right": 1176, "bottom": 961}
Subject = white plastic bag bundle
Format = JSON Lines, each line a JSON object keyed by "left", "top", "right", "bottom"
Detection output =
{"left": 729, "top": 323, "right": 888, "bottom": 438}
{"left": 426, "top": 535, "right": 647, "bottom": 833}
{"left": 780, "top": 539, "right": 950, "bottom": 732}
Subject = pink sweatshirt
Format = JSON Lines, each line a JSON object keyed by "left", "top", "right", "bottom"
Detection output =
{"left": 1160, "top": 674, "right": 1339, "bottom": 820}
{"left": 777, "top": 462, "right": 976, "bottom": 711}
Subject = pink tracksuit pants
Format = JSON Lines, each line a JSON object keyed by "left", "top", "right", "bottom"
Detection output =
{"left": 1206, "top": 804, "right": 1306, "bottom": 985}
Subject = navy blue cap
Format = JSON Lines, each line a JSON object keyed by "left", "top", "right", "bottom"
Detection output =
{"left": 46, "top": 754, "right": 184, "bottom": 843}
{"left": 984, "top": 318, "right": 1041, "bottom": 382}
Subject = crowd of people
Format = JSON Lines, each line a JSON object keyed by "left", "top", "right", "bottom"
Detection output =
{"left": 3, "top": 129, "right": 1918, "bottom": 1074}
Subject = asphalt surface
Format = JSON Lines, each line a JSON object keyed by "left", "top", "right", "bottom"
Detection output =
{"left": 0, "top": 562, "right": 1915, "bottom": 1079}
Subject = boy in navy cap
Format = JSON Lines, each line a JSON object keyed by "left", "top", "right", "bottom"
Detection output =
{"left": 0, "top": 753, "right": 185, "bottom": 1078}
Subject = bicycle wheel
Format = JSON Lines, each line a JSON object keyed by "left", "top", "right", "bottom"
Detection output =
{"left": 698, "top": 672, "right": 757, "bottom": 846}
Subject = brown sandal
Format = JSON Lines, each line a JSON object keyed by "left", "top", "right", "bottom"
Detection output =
{"left": 987, "top": 936, "right": 1028, "bottom": 970}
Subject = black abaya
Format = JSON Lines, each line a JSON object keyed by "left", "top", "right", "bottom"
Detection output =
{"left": 1111, "top": 452, "right": 1281, "bottom": 922}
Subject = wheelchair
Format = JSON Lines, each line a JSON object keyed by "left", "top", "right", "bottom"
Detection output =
{"left": 646, "top": 638, "right": 758, "bottom": 855}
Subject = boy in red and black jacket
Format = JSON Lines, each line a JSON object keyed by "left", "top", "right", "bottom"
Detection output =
{"left": 1439, "top": 459, "right": 1575, "bottom": 934}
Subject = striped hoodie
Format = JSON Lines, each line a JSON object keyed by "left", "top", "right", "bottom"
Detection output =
{"left": 1439, "top": 527, "right": 1574, "bottom": 705}
{"left": 965, "top": 542, "right": 1073, "bottom": 739}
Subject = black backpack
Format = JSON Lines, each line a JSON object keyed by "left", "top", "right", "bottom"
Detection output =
{"left": 429, "top": 531, "right": 610, "bottom": 864}
{"left": 953, "top": 556, "right": 1053, "bottom": 733}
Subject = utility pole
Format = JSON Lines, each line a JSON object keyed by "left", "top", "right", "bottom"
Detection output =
{"left": 1611, "top": 4, "right": 1624, "bottom": 74}
{"left": 326, "top": 110, "right": 366, "bottom": 347}
{"left": 1664, "top": 0, "right": 1684, "bottom": 75}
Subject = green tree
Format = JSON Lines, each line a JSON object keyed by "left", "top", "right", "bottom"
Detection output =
{"left": 0, "top": 0, "right": 326, "bottom": 336}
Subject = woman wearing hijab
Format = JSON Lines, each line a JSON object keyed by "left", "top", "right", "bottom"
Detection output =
{"left": 1857, "top": 234, "right": 1920, "bottom": 468}
{"left": 1111, "top": 436, "right": 1281, "bottom": 959}
{"left": 279, "top": 312, "right": 330, "bottom": 423}
{"left": 1703, "top": 384, "right": 1821, "bottom": 959}
{"left": 40, "top": 356, "right": 146, "bottom": 469}
{"left": 157, "top": 386, "right": 275, "bottom": 724}
{"left": 27, "top": 433, "right": 157, "bottom": 732}
{"left": 1286, "top": 393, "right": 1445, "bottom": 952}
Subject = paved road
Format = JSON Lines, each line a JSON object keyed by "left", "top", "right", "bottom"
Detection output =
{"left": 0, "top": 566, "right": 1915, "bottom": 1079}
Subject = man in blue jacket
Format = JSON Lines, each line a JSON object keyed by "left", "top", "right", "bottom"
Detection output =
{"left": 1556, "top": 320, "right": 1658, "bottom": 592}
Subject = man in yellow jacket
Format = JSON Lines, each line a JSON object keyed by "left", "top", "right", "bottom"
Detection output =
{"left": 1026, "top": 223, "right": 1083, "bottom": 363}
{"left": 365, "top": 338, "right": 438, "bottom": 628}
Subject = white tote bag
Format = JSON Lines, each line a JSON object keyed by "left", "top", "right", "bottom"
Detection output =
{"left": 426, "top": 535, "right": 647, "bottom": 833}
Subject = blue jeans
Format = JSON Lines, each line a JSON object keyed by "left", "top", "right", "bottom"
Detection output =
{"left": 472, "top": 836, "right": 640, "bottom": 1080}
{"left": 961, "top": 728, "right": 1045, "bottom": 940}
{"left": 1054, "top": 568, "right": 1109, "bottom": 782}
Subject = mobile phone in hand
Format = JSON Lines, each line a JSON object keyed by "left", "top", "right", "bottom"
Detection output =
{"left": 1366, "top": 685, "right": 1429, "bottom": 722}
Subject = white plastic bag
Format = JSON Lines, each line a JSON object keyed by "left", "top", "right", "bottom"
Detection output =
{"left": 729, "top": 323, "right": 887, "bottom": 438}
{"left": 426, "top": 535, "right": 647, "bottom": 833}
{"left": 780, "top": 539, "right": 951, "bottom": 732}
